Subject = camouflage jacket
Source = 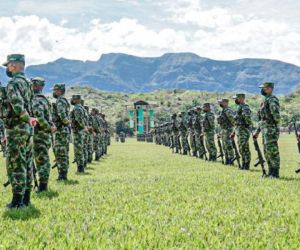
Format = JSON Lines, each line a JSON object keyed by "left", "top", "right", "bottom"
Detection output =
{"left": 203, "top": 111, "right": 215, "bottom": 133}
{"left": 4, "top": 72, "right": 33, "bottom": 128}
{"left": 235, "top": 104, "right": 252, "bottom": 128}
{"left": 0, "top": 119, "right": 5, "bottom": 138}
{"left": 178, "top": 117, "right": 187, "bottom": 133}
{"left": 33, "top": 91, "right": 52, "bottom": 133}
{"left": 217, "top": 107, "right": 235, "bottom": 129}
{"left": 193, "top": 113, "right": 203, "bottom": 133}
{"left": 70, "top": 104, "right": 86, "bottom": 132}
{"left": 258, "top": 95, "right": 280, "bottom": 128}
{"left": 52, "top": 95, "right": 70, "bottom": 129}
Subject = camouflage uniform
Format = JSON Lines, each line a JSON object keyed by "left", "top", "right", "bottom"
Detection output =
{"left": 32, "top": 77, "right": 53, "bottom": 190}
{"left": 256, "top": 82, "right": 280, "bottom": 177}
{"left": 102, "top": 115, "right": 109, "bottom": 154}
{"left": 70, "top": 95, "right": 86, "bottom": 172}
{"left": 187, "top": 111, "right": 197, "bottom": 156}
{"left": 52, "top": 84, "right": 71, "bottom": 180}
{"left": 85, "top": 107, "right": 94, "bottom": 163}
{"left": 91, "top": 109, "right": 101, "bottom": 161}
{"left": 234, "top": 94, "right": 252, "bottom": 170}
{"left": 178, "top": 113, "right": 190, "bottom": 155}
{"left": 217, "top": 103, "right": 235, "bottom": 164}
{"left": 203, "top": 104, "right": 217, "bottom": 161}
{"left": 2, "top": 54, "right": 34, "bottom": 207}
{"left": 81, "top": 103, "right": 89, "bottom": 168}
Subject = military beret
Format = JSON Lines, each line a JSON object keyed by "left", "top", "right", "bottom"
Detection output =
{"left": 232, "top": 93, "right": 245, "bottom": 99}
{"left": 52, "top": 83, "right": 65, "bottom": 91}
{"left": 3, "top": 54, "right": 25, "bottom": 66}
{"left": 31, "top": 77, "right": 45, "bottom": 86}
{"left": 71, "top": 94, "right": 81, "bottom": 100}
{"left": 259, "top": 82, "right": 274, "bottom": 88}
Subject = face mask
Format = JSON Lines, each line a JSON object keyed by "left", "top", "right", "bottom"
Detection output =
{"left": 235, "top": 99, "right": 240, "bottom": 105}
{"left": 53, "top": 93, "right": 58, "bottom": 98}
{"left": 261, "top": 89, "right": 267, "bottom": 96}
{"left": 6, "top": 68, "right": 13, "bottom": 78}
{"left": 71, "top": 99, "right": 76, "bottom": 105}
{"left": 33, "top": 89, "right": 40, "bottom": 94}
{"left": 219, "top": 104, "right": 223, "bottom": 108}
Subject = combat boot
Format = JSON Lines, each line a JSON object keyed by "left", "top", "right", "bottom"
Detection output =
{"left": 23, "top": 190, "right": 31, "bottom": 206}
{"left": 209, "top": 156, "right": 217, "bottom": 162}
{"left": 77, "top": 165, "right": 84, "bottom": 173}
{"left": 183, "top": 150, "right": 187, "bottom": 155}
{"left": 6, "top": 193, "right": 25, "bottom": 209}
{"left": 37, "top": 182, "right": 48, "bottom": 193}
{"left": 244, "top": 162, "right": 250, "bottom": 170}
{"left": 192, "top": 151, "right": 197, "bottom": 157}
{"left": 269, "top": 168, "right": 279, "bottom": 179}
{"left": 175, "top": 149, "right": 179, "bottom": 154}
{"left": 57, "top": 172, "right": 64, "bottom": 181}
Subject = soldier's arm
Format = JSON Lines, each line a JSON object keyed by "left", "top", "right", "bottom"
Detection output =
{"left": 57, "top": 99, "right": 69, "bottom": 125}
{"left": 6, "top": 80, "right": 30, "bottom": 123}
{"left": 269, "top": 98, "right": 281, "bottom": 124}
{"left": 33, "top": 99, "right": 51, "bottom": 131}
{"left": 225, "top": 109, "right": 235, "bottom": 125}
{"left": 242, "top": 106, "right": 252, "bottom": 126}
{"left": 74, "top": 108, "right": 85, "bottom": 129}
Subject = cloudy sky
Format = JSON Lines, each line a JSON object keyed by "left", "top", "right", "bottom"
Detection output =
{"left": 0, "top": 0, "right": 300, "bottom": 65}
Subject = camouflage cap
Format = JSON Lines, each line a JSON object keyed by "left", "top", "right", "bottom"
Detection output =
{"left": 91, "top": 107, "right": 99, "bottom": 113}
{"left": 31, "top": 77, "right": 45, "bottom": 86}
{"left": 259, "top": 82, "right": 274, "bottom": 88}
{"left": 52, "top": 83, "right": 65, "bottom": 91}
{"left": 218, "top": 98, "right": 229, "bottom": 103}
{"left": 202, "top": 103, "right": 211, "bottom": 108}
{"left": 196, "top": 106, "right": 202, "bottom": 110}
{"left": 232, "top": 93, "right": 245, "bottom": 99}
{"left": 71, "top": 94, "right": 81, "bottom": 100}
{"left": 3, "top": 54, "right": 25, "bottom": 66}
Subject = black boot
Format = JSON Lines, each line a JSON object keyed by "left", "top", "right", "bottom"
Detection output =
{"left": 62, "top": 171, "right": 68, "bottom": 180}
{"left": 6, "top": 193, "right": 24, "bottom": 209}
{"left": 183, "top": 150, "right": 187, "bottom": 155}
{"left": 244, "top": 162, "right": 250, "bottom": 170}
{"left": 175, "top": 149, "right": 179, "bottom": 154}
{"left": 23, "top": 190, "right": 31, "bottom": 206}
{"left": 77, "top": 165, "right": 84, "bottom": 173}
{"left": 57, "top": 172, "right": 64, "bottom": 181}
{"left": 193, "top": 151, "right": 197, "bottom": 157}
{"left": 37, "top": 182, "right": 48, "bottom": 193}
{"left": 270, "top": 168, "right": 279, "bottom": 178}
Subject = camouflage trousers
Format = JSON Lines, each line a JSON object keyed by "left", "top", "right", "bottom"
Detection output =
{"left": 83, "top": 131, "right": 89, "bottom": 165}
{"left": 87, "top": 133, "right": 94, "bottom": 162}
{"left": 6, "top": 125, "right": 33, "bottom": 195}
{"left": 34, "top": 132, "right": 51, "bottom": 184}
{"left": 73, "top": 130, "right": 85, "bottom": 167}
{"left": 262, "top": 126, "right": 280, "bottom": 170}
{"left": 221, "top": 128, "right": 234, "bottom": 161}
{"left": 94, "top": 133, "right": 102, "bottom": 158}
{"left": 189, "top": 130, "right": 196, "bottom": 153}
{"left": 54, "top": 128, "right": 70, "bottom": 174}
{"left": 237, "top": 127, "right": 251, "bottom": 165}
{"left": 195, "top": 132, "right": 205, "bottom": 157}
{"left": 180, "top": 132, "right": 190, "bottom": 152}
{"left": 204, "top": 130, "right": 217, "bottom": 159}
{"left": 172, "top": 133, "right": 181, "bottom": 151}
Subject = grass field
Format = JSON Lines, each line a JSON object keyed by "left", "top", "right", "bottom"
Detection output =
{"left": 0, "top": 134, "right": 300, "bottom": 249}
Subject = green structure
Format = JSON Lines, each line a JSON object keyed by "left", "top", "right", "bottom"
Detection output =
{"left": 127, "top": 100, "right": 156, "bottom": 140}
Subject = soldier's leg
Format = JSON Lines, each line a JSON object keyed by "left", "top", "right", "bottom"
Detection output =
{"left": 206, "top": 131, "right": 217, "bottom": 161}
{"left": 55, "top": 131, "right": 69, "bottom": 180}
{"left": 238, "top": 130, "right": 251, "bottom": 170}
{"left": 265, "top": 142, "right": 280, "bottom": 178}
{"left": 34, "top": 133, "right": 51, "bottom": 191}
{"left": 73, "top": 132, "right": 85, "bottom": 172}
{"left": 6, "top": 129, "right": 30, "bottom": 208}
{"left": 224, "top": 131, "right": 234, "bottom": 165}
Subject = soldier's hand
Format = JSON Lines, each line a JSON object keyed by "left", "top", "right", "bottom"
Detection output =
{"left": 29, "top": 118, "right": 38, "bottom": 127}
{"left": 51, "top": 126, "right": 57, "bottom": 133}
{"left": 253, "top": 133, "right": 259, "bottom": 141}
{"left": 1, "top": 137, "right": 6, "bottom": 144}
{"left": 230, "top": 133, "right": 235, "bottom": 139}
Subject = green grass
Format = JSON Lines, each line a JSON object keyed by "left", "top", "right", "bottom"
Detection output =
{"left": 0, "top": 135, "right": 300, "bottom": 249}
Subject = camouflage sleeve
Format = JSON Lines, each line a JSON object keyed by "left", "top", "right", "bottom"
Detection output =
{"left": 33, "top": 98, "right": 51, "bottom": 131}
{"left": 269, "top": 97, "right": 281, "bottom": 124}
{"left": 57, "top": 99, "right": 69, "bottom": 125}
{"left": 74, "top": 107, "right": 85, "bottom": 128}
{"left": 242, "top": 105, "right": 252, "bottom": 126}
{"left": 225, "top": 109, "right": 235, "bottom": 125}
{"left": 208, "top": 113, "right": 215, "bottom": 128}
{"left": 6, "top": 79, "right": 30, "bottom": 122}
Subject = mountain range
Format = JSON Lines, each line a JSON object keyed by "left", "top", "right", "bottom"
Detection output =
{"left": 1, "top": 52, "right": 300, "bottom": 94}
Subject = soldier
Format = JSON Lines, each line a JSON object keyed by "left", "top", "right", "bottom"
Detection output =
{"left": 52, "top": 83, "right": 71, "bottom": 180}
{"left": 32, "top": 77, "right": 56, "bottom": 192}
{"left": 232, "top": 94, "right": 252, "bottom": 170}
{"left": 70, "top": 95, "right": 87, "bottom": 173}
{"left": 85, "top": 105, "right": 94, "bottom": 163}
{"left": 193, "top": 107, "right": 206, "bottom": 159}
{"left": 171, "top": 113, "right": 181, "bottom": 153}
{"left": 187, "top": 109, "right": 197, "bottom": 157}
{"left": 203, "top": 103, "right": 217, "bottom": 161}
{"left": 91, "top": 108, "right": 101, "bottom": 161}
{"left": 217, "top": 99, "right": 235, "bottom": 165}
{"left": 101, "top": 113, "right": 109, "bottom": 155}
{"left": 253, "top": 82, "right": 281, "bottom": 178}
{"left": 2, "top": 54, "right": 37, "bottom": 208}
{"left": 120, "top": 131, "right": 126, "bottom": 143}
{"left": 81, "top": 100, "right": 89, "bottom": 169}
{"left": 178, "top": 111, "right": 190, "bottom": 155}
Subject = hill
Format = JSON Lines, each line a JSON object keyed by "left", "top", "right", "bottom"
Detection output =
{"left": 1, "top": 53, "right": 300, "bottom": 94}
